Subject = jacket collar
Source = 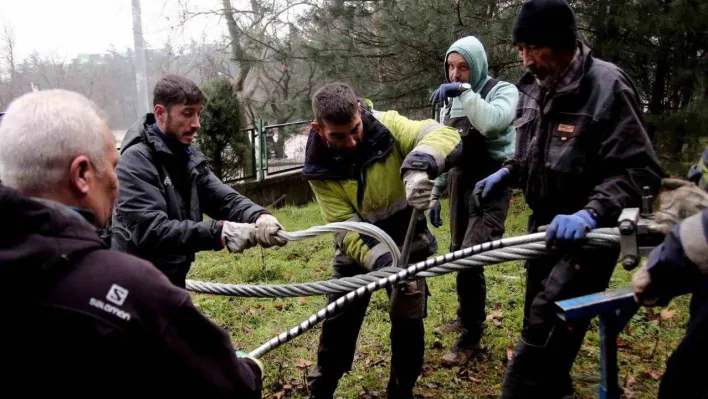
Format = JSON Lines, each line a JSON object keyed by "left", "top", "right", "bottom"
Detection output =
{"left": 303, "top": 109, "right": 393, "bottom": 180}
{"left": 517, "top": 41, "right": 593, "bottom": 100}
{"left": 123, "top": 113, "right": 206, "bottom": 171}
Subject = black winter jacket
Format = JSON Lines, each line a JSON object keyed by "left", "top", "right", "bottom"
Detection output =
{"left": 112, "top": 114, "right": 266, "bottom": 286}
{"left": 0, "top": 185, "right": 262, "bottom": 398}
{"left": 504, "top": 42, "right": 664, "bottom": 227}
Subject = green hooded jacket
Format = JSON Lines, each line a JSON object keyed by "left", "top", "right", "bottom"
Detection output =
{"left": 432, "top": 36, "right": 518, "bottom": 196}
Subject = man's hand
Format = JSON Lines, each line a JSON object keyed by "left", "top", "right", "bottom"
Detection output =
{"left": 255, "top": 214, "right": 287, "bottom": 248}
{"left": 632, "top": 249, "right": 674, "bottom": 307}
{"left": 220, "top": 222, "right": 257, "bottom": 253}
{"left": 545, "top": 210, "right": 597, "bottom": 248}
{"left": 428, "top": 200, "right": 443, "bottom": 228}
{"left": 472, "top": 168, "right": 510, "bottom": 206}
{"left": 430, "top": 83, "right": 468, "bottom": 106}
{"left": 236, "top": 350, "right": 264, "bottom": 374}
{"left": 653, "top": 178, "right": 708, "bottom": 234}
{"left": 403, "top": 170, "right": 434, "bottom": 210}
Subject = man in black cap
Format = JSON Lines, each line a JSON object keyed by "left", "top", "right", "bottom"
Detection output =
{"left": 473, "top": 0, "right": 664, "bottom": 397}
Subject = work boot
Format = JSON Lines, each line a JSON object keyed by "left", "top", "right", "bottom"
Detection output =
{"left": 432, "top": 319, "right": 464, "bottom": 336}
{"left": 441, "top": 338, "right": 482, "bottom": 367}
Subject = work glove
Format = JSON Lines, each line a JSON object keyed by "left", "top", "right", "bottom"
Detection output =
{"left": 236, "top": 350, "right": 264, "bottom": 374}
{"left": 472, "top": 168, "right": 510, "bottom": 207}
{"left": 220, "top": 221, "right": 257, "bottom": 253}
{"left": 652, "top": 178, "right": 708, "bottom": 234}
{"left": 255, "top": 214, "right": 287, "bottom": 248}
{"left": 430, "top": 83, "right": 468, "bottom": 107}
{"left": 632, "top": 247, "right": 678, "bottom": 307}
{"left": 545, "top": 209, "right": 597, "bottom": 248}
{"left": 428, "top": 199, "right": 443, "bottom": 228}
{"left": 403, "top": 170, "right": 434, "bottom": 210}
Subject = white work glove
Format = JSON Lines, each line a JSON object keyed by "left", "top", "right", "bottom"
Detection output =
{"left": 220, "top": 222, "right": 257, "bottom": 253}
{"left": 255, "top": 214, "right": 287, "bottom": 248}
{"left": 403, "top": 170, "right": 434, "bottom": 210}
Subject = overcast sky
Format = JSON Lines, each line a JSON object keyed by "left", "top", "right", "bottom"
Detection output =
{"left": 0, "top": 0, "right": 228, "bottom": 62}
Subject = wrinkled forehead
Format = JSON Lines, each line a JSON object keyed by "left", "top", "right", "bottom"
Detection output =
{"left": 168, "top": 103, "right": 202, "bottom": 114}
{"left": 322, "top": 114, "right": 362, "bottom": 136}
{"left": 446, "top": 52, "right": 468, "bottom": 66}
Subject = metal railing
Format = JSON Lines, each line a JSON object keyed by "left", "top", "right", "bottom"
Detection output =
{"left": 262, "top": 120, "right": 310, "bottom": 177}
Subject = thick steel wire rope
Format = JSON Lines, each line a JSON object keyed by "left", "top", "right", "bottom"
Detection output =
{"left": 186, "top": 228, "right": 619, "bottom": 298}
{"left": 241, "top": 228, "right": 620, "bottom": 358}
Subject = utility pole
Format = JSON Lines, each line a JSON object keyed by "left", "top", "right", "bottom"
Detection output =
{"left": 132, "top": 0, "right": 150, "bottom": 117}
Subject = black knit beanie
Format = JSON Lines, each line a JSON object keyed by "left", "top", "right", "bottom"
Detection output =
{"left": 512, "top": 0, "right": 578, "bottom": 51}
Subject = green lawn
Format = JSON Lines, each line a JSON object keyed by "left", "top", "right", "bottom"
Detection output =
{"left": 189, "top": 193, "right": 690, "bottom": 399}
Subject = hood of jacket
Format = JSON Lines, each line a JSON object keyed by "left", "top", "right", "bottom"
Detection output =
{"left": 445, "top": 36, "right": 490, "bottom": 93}
{"left": 0, "top": 185, "right": 105, "bottom": 296}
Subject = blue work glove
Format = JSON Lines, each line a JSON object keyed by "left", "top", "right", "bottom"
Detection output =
{"left": 430, "top": 83, "right": 467, "bottom": 106}
{"left": 428, "top": 200, "right": 443, "bottom": 228}
{"left": 546, "top": 210, "right": 598, "bottom": 248}
{"left": 472, "top": 168, "right": 510, "bottom": 207}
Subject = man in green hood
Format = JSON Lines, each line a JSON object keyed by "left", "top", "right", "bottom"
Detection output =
{"left": 429, "top": 36, "right": 519, "bottom": 366}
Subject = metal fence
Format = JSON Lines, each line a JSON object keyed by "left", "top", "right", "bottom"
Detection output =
{"left": 262, "top": 120, "right": 310, "bottom": 176}
{"left": 222, "top": 119, "right": 310, "bottom": 184}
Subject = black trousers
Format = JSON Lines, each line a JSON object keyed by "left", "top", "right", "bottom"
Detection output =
{"left": 658, "top": 289, "right": 708, "bottom": 399}
{"left": 307, "top": 252, "right": 428, "bottom": 399}
{"left": 501, "top": 215, "right": 620, "bottom": 398}
{"left": 448, "top": 167, "right": 511, "bottom": 344}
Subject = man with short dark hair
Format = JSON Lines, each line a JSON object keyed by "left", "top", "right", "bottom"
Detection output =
{"left": 0, "top": 89, "right": 263, "bottom": 397}
{"left": 473, "top": 1, "right": 664, "bottom": 397}
{"left": 112, "top": 74, "right": 285, "bottom": 287}
{"left": 303, "top": 82, "right": 461, "bottom": 399}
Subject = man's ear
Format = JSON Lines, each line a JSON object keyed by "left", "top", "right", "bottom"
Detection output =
{"left": 69, "top": 155, "right": 93, "bottom": 195}
{"left": 312, "top": 122, "right": 324, "bottom": 139}
{"left": 154, "top": 104, "right": 166, "bottom": 120}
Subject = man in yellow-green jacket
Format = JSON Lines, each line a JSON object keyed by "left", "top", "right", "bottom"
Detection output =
{"left": 303, "top": 82, "right": 461, "bottom": 399}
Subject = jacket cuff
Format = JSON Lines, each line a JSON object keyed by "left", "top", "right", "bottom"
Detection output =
{"left": 401, "top": 152, "right": 437, "bottom": 179}
{"left": 216, "top": 220, "right": 225, "bottom": 249}
{"left": 584, "top": 200, "right": 609, "bottom": 227}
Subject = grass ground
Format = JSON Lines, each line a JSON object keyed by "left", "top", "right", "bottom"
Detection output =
{"left": 189, "top": 193, "right": 690, "bottom": 399}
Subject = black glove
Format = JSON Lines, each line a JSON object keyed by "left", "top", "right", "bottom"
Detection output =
{"left": 428, "top": 200, "right": 443, "bottom": 228}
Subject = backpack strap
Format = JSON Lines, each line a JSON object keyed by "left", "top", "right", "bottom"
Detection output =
{"left": 479, "top": 77, "right": 500, "bottom": 100}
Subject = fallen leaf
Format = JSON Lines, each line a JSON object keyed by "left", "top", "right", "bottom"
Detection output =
{"left": 506, "top": 346, "right": 514, "bottom": 362}
{"left": 486, "top": 310, "right": 504, "bottom": 321}
{"left": 242, "top": 326, "right": 253, "bottom": 334}
{"left": 645, "top": 370, "right": 661, "bottom": 380}
{"left": 298, "top": 297, "right": 308, "bottom": 304}
{"left": 274, "top": 304, "right": 284, "bottom": 311}
{"left": 247, "top": 307, "right": 257, "bottom": 315}
{"left": 660, "top": 308, "right": 677, "bottom": 320}
{"left": 432, "top": 338, "right": 443, "bottom": 349}
{"left": 623, "top": 375, "right": 638, "bottom": 399}
{"left": 282, "top": 384, "right": 292, "bottom": 391}
{"left": 272, "top": 391, "right": 285, "bottom": 399}
{"left": 493, "top": 319, "right": 503, "bottom": 328}
{"left": 295, "top": 358, "right": 313, "bottom": 369}
{"left": 469, "top": 376, "right": 482, "bottom": 383}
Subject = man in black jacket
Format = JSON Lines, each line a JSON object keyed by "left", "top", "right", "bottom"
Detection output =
{"left": 0, "top": 89, "right": 262, "bottom": 398}
{"left": 112, "top": 74, "right": 286, "bottom": 287}
{"left": 474, "top": 1, "right": 664, "bottom": 397}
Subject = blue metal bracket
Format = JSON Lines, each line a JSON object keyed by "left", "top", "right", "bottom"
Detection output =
{"left": 556, "top": 288, "right": 639, "bottom": 399}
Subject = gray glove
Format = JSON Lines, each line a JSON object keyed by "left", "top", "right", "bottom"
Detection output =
{"left": 255, "top": 214, "right": 287, "bottom": 248}
{"left": 220, "top": 222, "right": 257, "bottom": 253}
{"left": 403, "top": 170, "right": 434, "bottom": 210}
{"left": 653, "top": 178, "right": 708, "bottom": 234}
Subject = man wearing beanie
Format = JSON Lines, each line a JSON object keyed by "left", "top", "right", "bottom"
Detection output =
{"left": 473, "top": 1, "right": 664, "bottom": 397}
{"left": 428, "top": 36, "right": 518, "bottom": 366}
